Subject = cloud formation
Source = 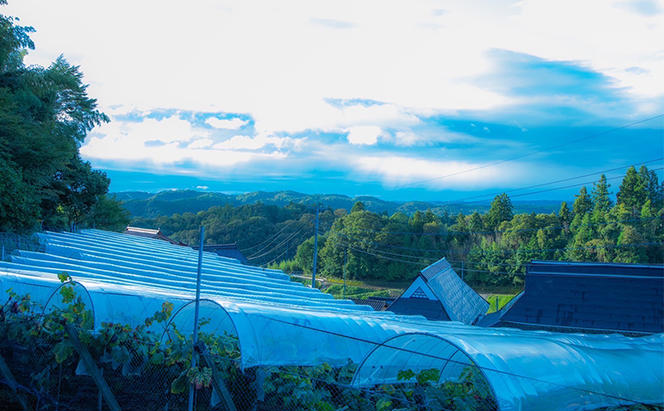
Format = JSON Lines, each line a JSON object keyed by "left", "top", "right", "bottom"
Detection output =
{"left": 6, "top": 0, "right": 662, "bottom": 199}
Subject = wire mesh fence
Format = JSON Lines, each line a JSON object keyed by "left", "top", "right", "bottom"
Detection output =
{"left": 0, "top": 257, "right": 661, "bottom": 410}
{"left": 0, "top": 232, "right": 44, "bottom": 262}
{"left": 0, "top": 279, "right": 503, "bottom": 411}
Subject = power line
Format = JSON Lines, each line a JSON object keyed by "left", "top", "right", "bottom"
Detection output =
{"left": 262, "top": 246, "right": 292, "bottom": 267}
{"left": 398, "top": 113, "right": 664, "bottom": 188}
{"left": 247, "top": 228, "right": 305, "bottom": 261}
{"left": 508, "top": 167, "right": 663, "bottom": 199}
{"left": 329, "top": 215, "right": 660, "bottom": 241}
{"left": 442, "top": 157, "right": 663, "bottom": 204}
{"left": 241, "top": 220, "right": 304, "bottom": 253}
{"left": 334, "top": 237, "right": 662, "bottom": 267}
{"left": 246, "top": 222, "right": 306, "bottom": 258}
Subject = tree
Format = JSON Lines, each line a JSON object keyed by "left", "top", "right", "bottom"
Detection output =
{"left": 350, "top": 201, "right": 365, "bottom": 213}
{"left": 0, "top": 3, "right": 126, "bottom": 231}
{"left": 572, "top": 186, "right": 592, "bottom": 217}
{"left": 617, "top": 166, "right": 647, "bottom": 214}
{"left": 558, "top": 201, "right": 571, "bottom": 229}
{"left": 639, "top": 165, "right": 663, "bottom": 208}
{"left": 591, "top": 174, "right": 612, "bottom": 214}
{"left": 82, "top": 194, "right": 131, "bottom": 231}
{"left": 486, "top": 193, "right": 513, "bottom": 230}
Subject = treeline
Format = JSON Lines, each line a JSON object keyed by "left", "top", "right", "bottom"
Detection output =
{"left": 0, "top": 3, "right": 128, "bottom": 232}
{"left": 132, "top": 203, "right": 339, "bottom": 266}
{"left": 277, "top": 166, "right": 663, "bottom": 287}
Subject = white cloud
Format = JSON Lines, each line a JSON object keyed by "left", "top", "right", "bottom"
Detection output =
{"left": 353, "top": 155, "right": 530, "bottom": 189}
{"left": 7, "top": 0, "right": 663, "bottom": 186}
{"left": 205, "top": 117, "right": 248, "bottom": 129}
{"left": 80, "top": 114, "right": 285, "bottom": 169}
{"left": 188, "top": 138, "right": 214, "bottom": 149}
{"left": 212, "top": 134, "right": 298, "bottom": 150}
{"left": 346, "top": 126, "right": 383, "bottom": 145}
{"left": 196, "top": 185, "right": 209, "bottom": 190}
{"left": 9, "top": 0, "right": 662, "bottom": 123}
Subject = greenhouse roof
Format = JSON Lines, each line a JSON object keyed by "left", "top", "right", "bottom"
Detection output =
{"left": 0, "top": 230, "right": 662, "bottom": 411}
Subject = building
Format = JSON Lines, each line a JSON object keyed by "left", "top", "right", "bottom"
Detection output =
{"left": 479, "top": 260, "right": 664, "bottom": 335}
{"left": 191, "top": 243, "right": 248, "bottom": 264}
{"left": 351, "top": 296, "right": 394, "bottom": 311}
{"left": 123, "top": 226, "right": 185, "bottom": 245}
{"left": 388, "top": 258, "right": 489, "bottom": 324}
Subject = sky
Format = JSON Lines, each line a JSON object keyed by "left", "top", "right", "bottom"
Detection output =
{"left": 5, "top": 0, "right": 664, "bottom": 202}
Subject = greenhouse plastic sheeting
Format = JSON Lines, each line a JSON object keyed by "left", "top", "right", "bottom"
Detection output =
{"left": 0, "top": 229, "right": 662, "bottom": 411}
{"left": 353, "top": 332, "right": 664, "bottom": 411}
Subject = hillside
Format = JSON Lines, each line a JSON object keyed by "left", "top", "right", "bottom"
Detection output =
{"left": 114, "top": 189, "right": 563, "bottom": 218}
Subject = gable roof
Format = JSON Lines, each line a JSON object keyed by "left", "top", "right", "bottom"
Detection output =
{"left": 494, "top": 261, "right": 664, "bottom": 334}
{"left": 388, "top": 258, "right": 488, "bottom": 324}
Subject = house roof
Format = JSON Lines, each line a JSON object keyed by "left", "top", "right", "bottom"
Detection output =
{"left": 351, "top": 297, "right": 394, "bottom": 311}
{"left": 388, "top": 298, "right": 450, "bottom": 320}
{"left": 493, "top": 261, "right": 664, "bottom": 334}
{"left": 388, "top": 258, "right": 488, "bottom": 324}
{"left": 192, "top": 243, "right": 248, "bottom": 264}
{"left": 123, "top": 226, "right": 184, "bottom": 245}
{"left": 124, "top": 226, "right": 160, "bottom": 236}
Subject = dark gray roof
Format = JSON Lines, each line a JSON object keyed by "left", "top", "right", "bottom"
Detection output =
{"left": 388, "top": 258, "right": 488, "bottom": 324}
{"left": 493, "top": 261, "right": 664, "bottom": 334}
{"left": 192, "top": 243, "right": 248, "bottom": 264}
{"left": 388, "top": 298, "right": 450, "bottom": 321}
{"left": 351, "top": 297, "right": 394, "bottom": 311}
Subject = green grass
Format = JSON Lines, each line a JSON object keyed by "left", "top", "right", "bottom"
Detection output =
{"left": 323, "top": 284, "right": 391, "bottom": 299}
{"left": 289, "top": 274, "right": 405, "bottom": 298}
{"left": 486, "top": 294, "right": 517, "bottom": 314}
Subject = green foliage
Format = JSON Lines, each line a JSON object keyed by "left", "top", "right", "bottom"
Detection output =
{"left": 0, "top": 276, "right": 504, "bottom": 411}
{"left": 0, "top": 5, "right": 128, "bottom": 231}
{"left": 486, "top": 193, "right": 513, "bottom": 230}
{"left": 134, "top": 202, "right": 336, "bottom": 265}
{"left": 323, "top": 284, "right": 391, "bottom": 299}
{"left": 486, "top": 294, "right": 516, "bottom": 313}
{"left": 134, "top": 167, "right": 661, "bottom": 287}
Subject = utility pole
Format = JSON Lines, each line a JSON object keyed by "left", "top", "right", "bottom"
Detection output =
{"left": 342, "top": 248, "right": 348, "bottom": 298}
{"left": 189, "top": 225, "right": 205, "bottom": 411}
{"left": 311, "top": 204, "right": 320, "bottom": 288}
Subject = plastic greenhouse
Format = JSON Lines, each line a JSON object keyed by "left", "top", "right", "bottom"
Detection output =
{"left": 0, "top": 229, "right": 662, "bottom": 411}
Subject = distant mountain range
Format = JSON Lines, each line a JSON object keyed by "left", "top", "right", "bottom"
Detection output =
{"left": 113, "top": 190, "right": 565, "bottom": 218}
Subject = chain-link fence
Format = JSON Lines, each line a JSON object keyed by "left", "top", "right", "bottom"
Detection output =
{"left": 0, "top": 253, "right": 661, "bottom": 411}
{"left": 0, "top": 282, "right": 660, "bottom": 411}
{"left": 0, "top": 280, "right": 502, "bottom": 411}
{"left": 0, "top": 232, "right": 44, "bottom": 262}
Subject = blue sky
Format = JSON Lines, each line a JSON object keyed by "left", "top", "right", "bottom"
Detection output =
{"left": 6, "top": 0, "right": 664, "bottom": 201}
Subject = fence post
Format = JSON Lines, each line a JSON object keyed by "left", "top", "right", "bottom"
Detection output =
{"left": 199, "top": 345, "right": 237, "bottom": 411}
{"left": 312, "top": 205, "right": 319, "bottom": 289}
{"left": 0, "top": 353, "right": 33, "bottom": 411}
{"left": 188, "top": 226, "right": 205, "bottom": 411}
{"left": 64, "top": 323, "right": 121, "bottom": 411}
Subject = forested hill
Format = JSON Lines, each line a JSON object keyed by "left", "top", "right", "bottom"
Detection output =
{"left": 114, "top": 189, "right": 562, "bottom": 218}
{"left": 130, "top": 166, "right": 663, "bottom": 287}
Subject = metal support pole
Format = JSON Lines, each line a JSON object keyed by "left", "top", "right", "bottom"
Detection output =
{"left": 342, "top": 248, "right": 348, "bottom": 298}
{"left": 188, "top": 226, "right": 205, "bottom": 411}
{"left": 311, "top": 205, "right": 319, "bottom": 288}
